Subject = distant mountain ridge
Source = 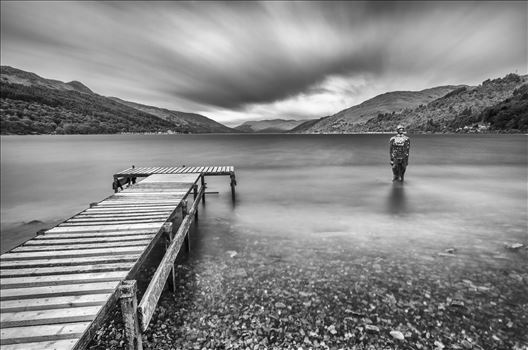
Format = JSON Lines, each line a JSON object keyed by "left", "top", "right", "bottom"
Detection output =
{"left": 1, "top": 66, "right": 94, "bottom": 94}
{"left": 234, "top": 119, "right": 306, "bottom": 133}
{"left": 292, "top": 86, "right": 462, "bottom": 133}
{"left": 0, "top": 66, "right": 234, "bottom": 135}
{"left": 359, "top": 73, "right": 528, "bottom": 133}
{"left": 109, "top": 97, "right": 235, "bottom": 133}
{"left": 293, "top": 73, "right": 527, "bottom": 133}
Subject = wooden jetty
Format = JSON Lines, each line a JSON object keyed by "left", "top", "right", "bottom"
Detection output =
{"left": 0, "top": 166, "right": 235, "bottom": 350}
{"left": 113, "top": 165, "right": 237, "bottom": 200}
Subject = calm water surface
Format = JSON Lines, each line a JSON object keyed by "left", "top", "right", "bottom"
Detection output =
{"left": 3, "top": 134, "right": 527, "bottom": 347}
{"left": 1, "top": 134, "right": 526, "bottom": 258}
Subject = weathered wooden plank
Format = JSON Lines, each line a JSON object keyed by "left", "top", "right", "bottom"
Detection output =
{"left": 131, "top": 182, "right": 187, "bottom": 187}
{"left": 66, "top": 214, "right": 169, "bottom": 221}
{"left": 141, "top": 173, "right": 199, "bottom": 183}
{"left": 88, "top": 200, "right": 176, "bottom": 205}
{"left": 60, "top": 219, "right": 166, "bottom": 227}
{"left": 1, "top": 271, "right": 127, "bottom": 289}
{"left": 46, "top": 223, "right": 163, "bottom": 233}
{"left": 120, "top": 188, "right": 189, "bottom": 194}
{"left": 14, "top": 241, "right": 151, "bottom": 252}
{"left": 99, "top": 197, "right": 181, "bottom": 202}
{"left": 112, "top": 192, "right": 186, "bottom": 197}
{"left": 1, "top": 338, "right": 79, "bottom": 350}
{"left": 0, "top": 263, "right": 133, "bottom": 277}
{"left": 26, "top": 235, "right": 154, "bottom": 245}
{"left": 81, "top": 208, "right": 173, "bottom": 215}
{"left": 138, "top": 185, "right": 204, "bottom": 331}
{"left": 72, "top": 212, "right": 169, "bottom": 219}
{"left": 98, "top": 200, "right": 181, "bottom": 206}
{"left": 71, "top": 211, "right": 168, "bottom": 222}
{"left": 1, "top": 281, "right": 119, "bottom": 300}
{"left": 116, "top": 167, "right": 133, "bottom": 175}
{"left": 1, "top": 294, "right": 111, "bottom": 313}
{"left": 1, "top": 306, "right": 101, "bottom": 327}
{"left": 0, "top": 322, "right": 89, "bottom": 345}
{"left": 0, "top": 255, "right": 140, "bottom": 269}
{"left": 1, "top": 247, "right": 146, "bottom": 260}
{"left": 36, "top": 231, "right": 154, "bottom": 238}
{"left": 82, "top": 209, "right": 174, "bottom": 216}
{"left": 101, "top": 197, "right": 182, "bottom": 202}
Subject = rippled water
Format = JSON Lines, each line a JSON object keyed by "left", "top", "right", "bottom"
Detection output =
{"left": 1, "top": 134, "right": 526, "bottom": 257}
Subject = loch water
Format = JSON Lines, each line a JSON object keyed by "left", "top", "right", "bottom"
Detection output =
{"left": 1, "top": 134, "right": 526, "bottom": 256}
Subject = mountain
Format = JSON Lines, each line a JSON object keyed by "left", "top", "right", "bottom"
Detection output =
{"left": 360, "top": 73, "right": 528, "bottom": 133}
{"left": 477, "top": 83, "right": 528, "bottom": 131}
{"left": 0, "top": 66, "right": 234, "bottom": 135}
{"left": 294, "top": 73, "right": 527, "bottom": 134}
{"left": 0, "top": 66, "right": 94, "bottom": 94}
{"left": 293, "top": 86, "right": 462, "bottom": 133}
{"left": 234, "top": 119, "right": 307, "bottom": 133}
{"left": 289, "top": 118, "right": 325, "bottom": 133}
{"left": 109, "top": 97, "right": 236, "bottom": 133}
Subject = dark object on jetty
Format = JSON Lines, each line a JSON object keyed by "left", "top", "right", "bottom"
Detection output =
{"left": 0, "top": 167, "right": 235, "bottom": 350}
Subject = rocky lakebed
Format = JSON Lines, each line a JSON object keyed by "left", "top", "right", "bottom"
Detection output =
{"left": 88, "top": 230, "right": 527, "bottom": 350}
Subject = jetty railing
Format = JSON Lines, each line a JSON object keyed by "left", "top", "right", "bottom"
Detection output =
{"left": 117, "top": 183, "right": 205, "bottom": 350}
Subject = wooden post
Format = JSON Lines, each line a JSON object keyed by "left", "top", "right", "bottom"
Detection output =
{"left": 113, "top": 177, "right": 124, "bottom": 193}
{"left": 163, "top": 222, "right": 176, "bottom": 293}
{"left": 119, "top": 280, "right": 143, "bottom": 350}
{"left": 181, "top": 200, "right": 191, "bottom": 252}
{"left": 201, "top": 175, "right": 206, "bottom": 203}
{"left": 193, "top": 185, "right": 199, "bottom": 221}
{"left": 230, "top": 172, "right": 237, "bottom": 202}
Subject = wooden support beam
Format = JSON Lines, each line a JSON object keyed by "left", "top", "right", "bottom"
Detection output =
{"left": 119, "top": 281, "right": 143, "bottom": 350}
{"left": 201, "top": 175, "right": 206, "bottom": 203}
{"left": 193, "top": 185, "right": 199, "bottom": 221}
{"left": 162, "top": 223, "right": 176, "bottom": 293}
{"left": 137, "top": 185, "right": 204, "bottom": 332}
{"left": 181, "top": 201, "right": 191, "bottom": 253}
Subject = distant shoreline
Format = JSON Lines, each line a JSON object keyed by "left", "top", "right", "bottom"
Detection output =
{"left": 0, "top": 130, "right": 526, "bottom": 136}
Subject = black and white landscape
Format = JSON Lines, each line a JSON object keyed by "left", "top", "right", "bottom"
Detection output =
{"left": 1, "top": 2, "right": 527, "bottom": 350}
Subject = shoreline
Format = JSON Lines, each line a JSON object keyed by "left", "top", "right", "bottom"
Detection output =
{"left": 1, "top": 130, "right": 526, "bottom": 136}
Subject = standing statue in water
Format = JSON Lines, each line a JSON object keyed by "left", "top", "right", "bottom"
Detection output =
{"left": 389, "top": 124, "right": 410, "bottom": 182}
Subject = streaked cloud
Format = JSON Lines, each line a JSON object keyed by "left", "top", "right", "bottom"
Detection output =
{"left": 1, "top": 1, "right": 526, "bottom": 125}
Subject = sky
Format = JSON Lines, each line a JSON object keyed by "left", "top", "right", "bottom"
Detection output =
{"left": 1, "top": 1, "right": 526, "bottom": 126}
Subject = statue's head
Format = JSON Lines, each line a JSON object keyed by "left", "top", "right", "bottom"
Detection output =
{"left": 396, "top": 125, "right": 405, "bottom": 134}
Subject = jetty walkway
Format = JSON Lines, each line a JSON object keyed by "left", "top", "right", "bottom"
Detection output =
{"left": 0, "top": 166, "right": 235, "bottom": 349}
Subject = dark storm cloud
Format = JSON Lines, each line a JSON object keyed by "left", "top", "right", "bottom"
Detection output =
{"left": 1, "top": 1, "right": 526, "bottom": 123}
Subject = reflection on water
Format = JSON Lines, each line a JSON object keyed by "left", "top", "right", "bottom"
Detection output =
{"left": 387, "top": 182, "right": 407, "bottom": 215}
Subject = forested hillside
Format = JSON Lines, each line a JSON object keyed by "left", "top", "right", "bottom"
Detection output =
{"left": 0, "top": 66, "right": 234, "bottom": 134}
